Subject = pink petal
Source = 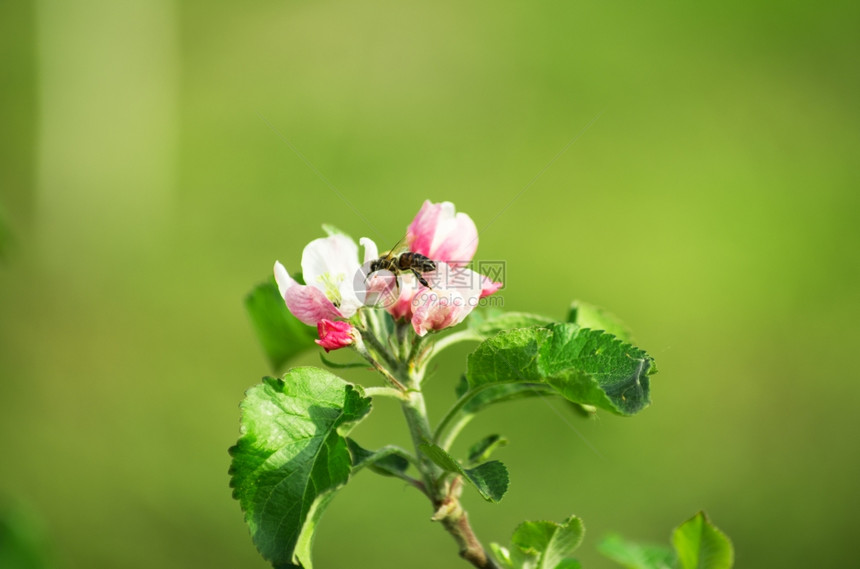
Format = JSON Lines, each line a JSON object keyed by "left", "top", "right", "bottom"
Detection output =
{"left": 479, "top": 275, "right": 503, "bottom": 298}
{"left": 406, "top": 201, "right": 479, "bottom": 267}
{"left": 409, "top": 262, "right": 483, "bottom": 336}
{"left": 387, "top": 275, "right": 421, "bottom": 321}
{"left": 411, "top": 289, "right": 474, "bottom": 336}
{"left": 406, "top": 200, "right": 441, "bottom": 258}
{"left": 285, "top": 283, "right": 344, "bottom": 326}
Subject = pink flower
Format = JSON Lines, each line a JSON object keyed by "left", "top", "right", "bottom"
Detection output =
{"left": 376, "top": 201, "right": 503, "bottom": 333}
{"left": 407, "top": 201, "right": 479, "bottom": 267}
{"left": 274, "top": 234, "right": 377, "bottom": 325}
{"left": 410, "top": 262, "right": 486, "bottom": 336}
{"left": 315, "top": 319, "right": 356, "bottom": 352}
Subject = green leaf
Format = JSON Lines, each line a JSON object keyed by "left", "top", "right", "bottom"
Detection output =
{"left": 455, "top": 375, "right": 469, "bottom": 398}
{"left": 466, "top": 323, "right": 654, "bottom": 416}
{"left": 467, "top": 311, "right": 555, "bottom": 338}
{"left": 466, "top": 434, "right": 508, "bottom": 465}
{"left": 245, "top": 280, "right": 318, "bottom": 373}
{"left": 672, "top": 512, "right": 734, "bottom": 569}
{"left": 347, "top": 439, "right": 411, "bottom": 479}
{"left": 490, "top": 543, "right": 515, "bottom": 569}
{"left": 229, "top": 368, "right": 372, "bottom": 568}
{"left": 494, "top": 516, "right": 584, "bottom": 569}
{"left": 567, "top": 300, "right": 634, "bottom": 343}
{"left": 598, "top": 534, "right": 675, "bottom": 569}
{"left": 0, "top": 504, "right": 53, "bottom": 569}
{"left": 419, "top": 443, "right": 508, "bottom": 502}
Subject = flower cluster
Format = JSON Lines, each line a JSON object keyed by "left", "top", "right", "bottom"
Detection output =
{"left": 274, "top": 201, "right": 502, "bottom": 350}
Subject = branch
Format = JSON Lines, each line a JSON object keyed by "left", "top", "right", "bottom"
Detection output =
{"left": 432, "top": 480, "right": 500, "bottom": 569}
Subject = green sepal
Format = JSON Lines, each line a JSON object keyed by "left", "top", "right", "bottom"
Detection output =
{"left": 229, "top": 368, "right": 372, "bottom": 569}
{"left": 245, "top": 279, "right": 317, "bottom": 373}
{"left": 419, "top": 443, "right": 509, "bottom": 502}
{"left": 321, "top": 224, "right": 352, "bottom": 240}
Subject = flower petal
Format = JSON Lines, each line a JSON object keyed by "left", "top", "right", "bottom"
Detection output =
{"left": 360, "top": 237, "right": 379, "bottom": 264}
{"left": 387, "top": 273, "right": 421, "bottom": 321}
{"left": 285, "top": 283, "right": 343, "bottom": 326}
{"left": 299, "top": 234, "right": 364, "bottom": 318}
{"left": 301, "top": 234, "right": 360, "bottom": 294}
{"left": 409, "top": 262, "right": 483, "bottom": 336}
{"left": 479, "top": 274, "right": 503, "bottom": 298}
{"left": 411, "top": 288, "right": 474, "bottom": 336}
{"left": 274, "top": 261, "right": 298, "bottom": 298}
{"left": 407, "top": 201, "right": 478, "bottom": 266}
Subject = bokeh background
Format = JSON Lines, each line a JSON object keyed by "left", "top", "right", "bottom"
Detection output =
{"left": 2, "top": 1, "right": 859, "bottom": 567}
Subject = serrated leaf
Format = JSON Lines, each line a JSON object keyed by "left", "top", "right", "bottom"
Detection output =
{"left": 245, "top": 280, "right": 317, "bottom": 373}
{"left": 229, "top": 368, "right": 372, "bottom": 568}
{"left": 466, "top": 323, "right": 654, "bottom": 416}
{"left": 419, "top": 443, "right": 508, "bottom": 502}
{"left": 510, "top": 516, "right": 584, "bottom": 569}
{"left": 672, "top": 512, "right": 734, "bottom": 569}
{"left": 598, "top": 534, "right": 675, "bottom": 569}
{"left": 567, "top": 300, "right": 633, "bottom": 343}
{"left": 467, "top": 434, "right": 508, "bottom": 465}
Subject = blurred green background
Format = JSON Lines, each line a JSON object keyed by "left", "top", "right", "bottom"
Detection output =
{"left": 2, "top": 1, "right": 859, "bottom": 567}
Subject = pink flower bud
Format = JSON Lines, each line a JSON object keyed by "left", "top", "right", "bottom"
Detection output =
{"left": 315, "top": 319, "right": 356, "bottom": 352}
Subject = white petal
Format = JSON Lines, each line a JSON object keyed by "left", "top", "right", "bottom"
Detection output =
{"left": 301, "top": 234, "right": 360, "bottom": 293}
{"left": 360, "top": 237, "right": 379, "bottom": 264}
{"left": 273, "top": 261, "right": 297, "bottom": 298}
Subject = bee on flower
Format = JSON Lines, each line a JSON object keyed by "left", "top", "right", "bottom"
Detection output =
{"left": 273, "top": 200, "right": 503, "bottom": 351}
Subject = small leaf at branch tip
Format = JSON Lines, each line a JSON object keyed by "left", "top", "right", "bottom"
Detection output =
{"left": 504, "top": 515, "right": 585, "bottom": 569}
{"left": 419, "top": 443, "right": 509, "bottom": 502}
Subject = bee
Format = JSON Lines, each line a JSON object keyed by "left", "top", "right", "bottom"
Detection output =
{"left": 368, "top": 236, "right": 437, "bottom": 288}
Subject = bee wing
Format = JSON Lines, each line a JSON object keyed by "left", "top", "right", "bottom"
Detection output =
{"left": 381, "top": 232, "right": 410, "bottom": 258}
